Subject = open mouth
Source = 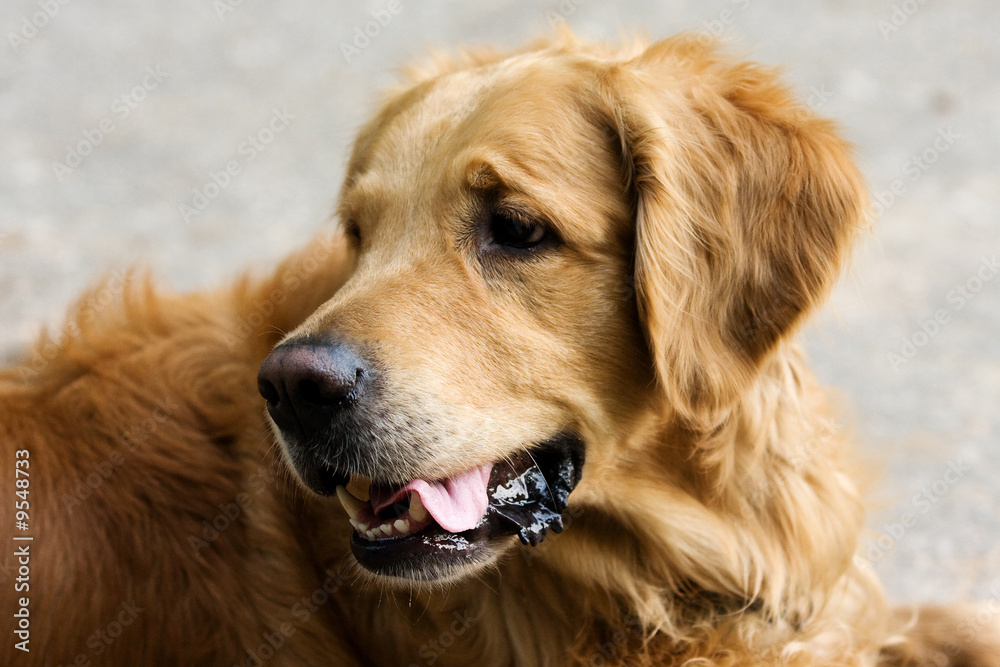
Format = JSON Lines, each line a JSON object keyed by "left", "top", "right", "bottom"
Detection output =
{"left": 326, "top": 434, "right": 585, "bottom": 579}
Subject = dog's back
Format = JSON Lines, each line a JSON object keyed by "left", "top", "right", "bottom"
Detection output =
{"left": 0, "top": 236, "right": 359, "bottom": 665}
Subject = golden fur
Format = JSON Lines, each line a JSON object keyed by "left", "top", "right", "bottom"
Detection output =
{"left": 2, "top": 32, "right": 998, "bottom": 666}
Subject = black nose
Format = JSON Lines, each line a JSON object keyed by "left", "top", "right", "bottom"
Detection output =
{"left": 257, "top": 341, "right": 367, "bottom": 440}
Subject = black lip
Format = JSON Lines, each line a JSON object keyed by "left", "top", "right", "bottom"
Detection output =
{"left": 350, "top": 521, "right": 493, "bottom": 579}
{"left": 295, "top": 458, "right": 349, "bottom": 496}
{"left": 349, "top": 433, "right": 586, "bottom": 578}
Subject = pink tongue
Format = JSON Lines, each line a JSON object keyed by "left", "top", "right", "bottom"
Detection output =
{"left": 369, "top": 463, "right": 493, "bottom": 534}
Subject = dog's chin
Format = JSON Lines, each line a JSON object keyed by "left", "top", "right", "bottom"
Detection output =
{"left": 285, "top": 432, "right": 586, "bottom": 583}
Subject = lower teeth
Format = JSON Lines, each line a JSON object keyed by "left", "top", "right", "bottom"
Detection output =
{"left": 337, "top": 485, "right": 433, "bottom": 540}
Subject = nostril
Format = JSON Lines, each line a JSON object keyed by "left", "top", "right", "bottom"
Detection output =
{"left": 296, "top": 367, "right": 362, "bottom": 408}
{"left": 258, "top": 378, "right": 280, "bottom": 405}
{"left": 298, "top": 378, "right": 329, "bottom": 407}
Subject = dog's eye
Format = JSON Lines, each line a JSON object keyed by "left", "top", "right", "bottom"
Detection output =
{"left": 489, "top": 210, "right": 549, "bottom": 250}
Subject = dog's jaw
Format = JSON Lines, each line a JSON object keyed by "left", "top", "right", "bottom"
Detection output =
{"left": 312, "top": 433, "right": 586, "bottom": 583}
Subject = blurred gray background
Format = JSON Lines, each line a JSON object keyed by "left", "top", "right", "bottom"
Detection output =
{"left": 1, "top": 1, "right": 997, "bottom": 604}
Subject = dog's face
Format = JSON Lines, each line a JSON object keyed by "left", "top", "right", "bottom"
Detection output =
{"left": 257, "top": 34, "right": 865, "bottom": 583}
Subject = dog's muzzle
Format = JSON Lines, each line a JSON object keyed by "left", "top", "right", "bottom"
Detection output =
{"left": 257, "top": 339, "right": 585, "bottom": 579}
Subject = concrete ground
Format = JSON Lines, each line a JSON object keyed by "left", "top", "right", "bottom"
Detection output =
{"left": 1, "top": 0, "right": 997, "bottom": 606}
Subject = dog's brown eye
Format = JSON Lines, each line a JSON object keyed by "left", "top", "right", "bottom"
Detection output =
{"left": 490, "top": 210, "right": 549, "bottom": 250}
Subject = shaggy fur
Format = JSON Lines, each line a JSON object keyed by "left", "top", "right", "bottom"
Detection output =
{"left": 2, "top": 32, "right": 999, "bottom": 666}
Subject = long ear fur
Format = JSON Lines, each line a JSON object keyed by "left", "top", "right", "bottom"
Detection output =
{"left": 601, "top": 36, "right": 867, "bottom": 427}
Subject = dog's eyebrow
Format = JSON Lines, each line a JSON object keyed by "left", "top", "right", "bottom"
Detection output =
{"left": 464, "top": 160, "right": 549, "bottom": 218}
{"left": 465, "top": 160, "right": 505, "bottom": 191}
{"left": 464, "top": 155, "right": 537, "bottom": 196}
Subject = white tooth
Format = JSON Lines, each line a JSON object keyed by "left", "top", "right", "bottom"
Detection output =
{"left": 394, "top": 519, "right": 410, "bottom": 534}
{"left": 349, "top": 519, "right": 360, "bottom": 531}
{"left": 409, "top": 492, "right": 429, "bottom": 522}
{"left": 336, "top": 486, "right": 367, "bottom": 522}
{"left": 356, "top": 521, "right": 370, "bottom": 532}
{"left": 365, "top": 529, "right": 377, "bottom": 540}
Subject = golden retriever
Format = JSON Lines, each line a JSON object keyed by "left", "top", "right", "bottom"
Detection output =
{"left": 3, "top": 31, "right": 998, "bottom": 666}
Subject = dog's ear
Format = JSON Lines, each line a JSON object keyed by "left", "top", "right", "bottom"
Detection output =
{"left": 601, "top": 37, "right": 867, "bottom": 426}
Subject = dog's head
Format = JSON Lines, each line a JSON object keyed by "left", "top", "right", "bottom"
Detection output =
{"left": 257, "top": 33, "right": 865, "bottom": 584}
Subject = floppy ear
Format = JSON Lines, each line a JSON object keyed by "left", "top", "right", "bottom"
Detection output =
{"left": 601, "top": 37, "right": 867, "bottom": 427}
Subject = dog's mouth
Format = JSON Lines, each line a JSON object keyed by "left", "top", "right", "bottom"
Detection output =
{"left": 320, "top": 434, "right": 585, "bottom": 580}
